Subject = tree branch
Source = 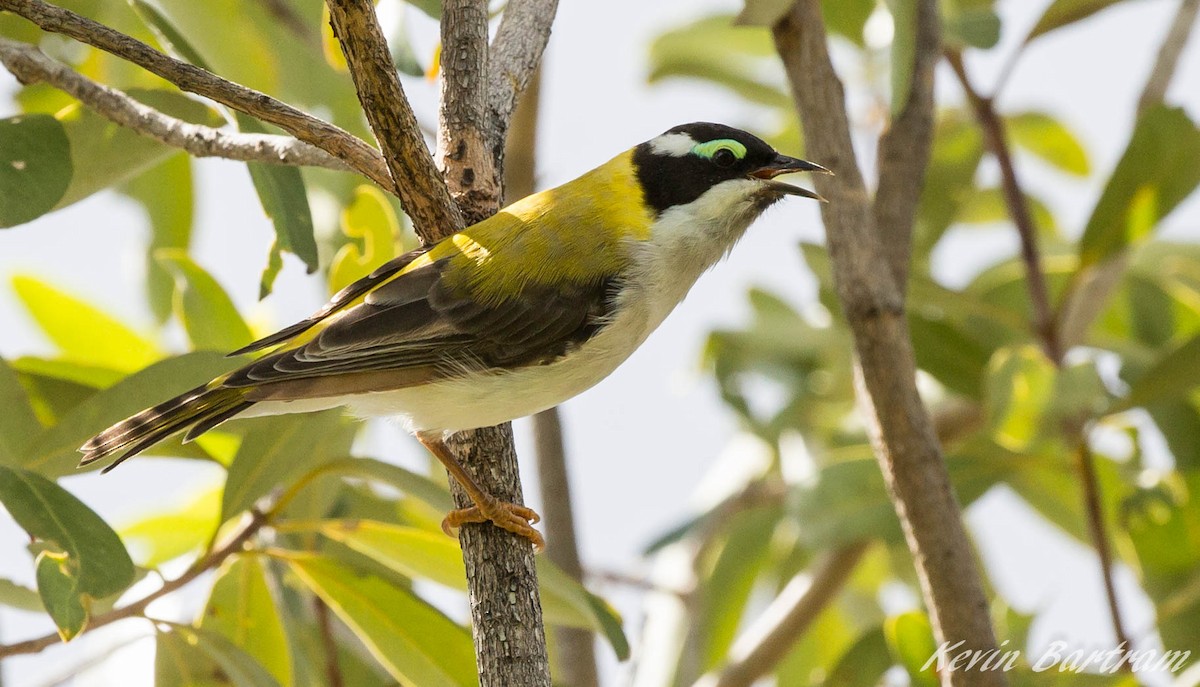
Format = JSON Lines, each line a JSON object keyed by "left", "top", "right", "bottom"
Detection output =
{"left": 485, "top": 0, "right": 559, "bottom": 158}
{"left": 325, "top": 0, "right": 464, "bottom": 235}
{"left": 0, "top": 0, "right": 392, "bottom": 189}
{"left": 772, "top": 3, "right": 1005, "bottom": 686}
{"left": 0, "top": 509, "right": 267, "bottom": 658}
{"left": 872, "top": 0, "right": 939, "bottom": 288}
{"left": 946, "top": 51, "right": 1061, "bottom": 363}
{"left": 1138, "top": 0, "right": 1200, "bottom": 115}
{"left": 697, "top": 543, "right": 869, "bottom": 687}
{"left": 437, "top": 0, "right": 499, "bottom": 218}
{"left": 0, "top": 38, "right": 354, "bottom": 172}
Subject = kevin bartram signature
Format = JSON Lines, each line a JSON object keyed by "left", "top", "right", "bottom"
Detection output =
{"left": 921, "top": 640, "right": 1192, "bottom": 674}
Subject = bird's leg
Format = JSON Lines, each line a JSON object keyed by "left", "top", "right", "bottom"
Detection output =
{"left": 417, "top": 433, "right": 545, "bottom": 552}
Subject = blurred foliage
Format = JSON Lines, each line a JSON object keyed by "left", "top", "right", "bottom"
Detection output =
{"left": 638, "top": 1, "right": 1200, "bottom": 686}
{"left": 0, "top": 0, "right": 1197, "bottom": 685}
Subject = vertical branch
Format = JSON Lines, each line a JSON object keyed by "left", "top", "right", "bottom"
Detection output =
{"left": 773, "top": 3, "right": 1006, "bottom": 685}
{"left": 504, "top": 67, "right": 601, "bottom": 687}
{"left": 437, "top": 1, "right": 554, "bottom": 685}
{"left": 1074, "top": 437, "right": 1133, "bottom": 659}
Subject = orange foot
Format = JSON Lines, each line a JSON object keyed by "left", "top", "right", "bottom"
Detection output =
{"left": 442, "top": 500, "right": 545, "bottom": 552}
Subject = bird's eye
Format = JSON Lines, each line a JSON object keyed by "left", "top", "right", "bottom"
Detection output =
{"left": 712, "top": 147, "right": 737, "bottom": 168}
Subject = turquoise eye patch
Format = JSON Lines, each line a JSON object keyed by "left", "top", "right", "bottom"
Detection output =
{"left": 692, "top": 139, "right": 746, "bottom": 160}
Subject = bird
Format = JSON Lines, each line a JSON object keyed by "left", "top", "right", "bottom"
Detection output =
{"left": 79, "top": 122, "right": 827, "bottom": 550}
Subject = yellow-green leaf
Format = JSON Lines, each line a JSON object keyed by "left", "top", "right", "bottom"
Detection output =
{"left": 36, "top": 551, "right": 88, "bottom": 641}
{"left": 200, "top": 555, "right": 292, "bottom": 687}
{"left": 329, "top": 185, "right": 400, "bottom": 295}
{"left": 885, "top": 611, "right": 938, "bottom": 687}
{"left": 285, "top": 555, "right": 478, "bottom": 687}
{"left": 156, "top": 624, "right": 281, "bottom": 687}
{"left": 0, "top": 355, "right": 42, "bottom": 464}
{"left": 11, "top": 275, "right": 162, "bottom": 371}
{"left": 156, "top": 250, "right": 254, "bottom": 351}
{"left": 119, "top": 484, "right": 221, "bottom": 568}
{"left": 1007, "top": 111, "right": 1090, "bottom": 176}
{"left": 985, "top": 345, "right": 1057, "bottom": 451}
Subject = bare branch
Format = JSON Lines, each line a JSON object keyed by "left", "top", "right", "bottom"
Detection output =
{"left": 0, "top": 38, "right": 354, "bottom": 172}
{"left": 872, "top": 0, "right": 939, "bottom": 288}
{"left": 438, "top": 0, "right": 499, "bottom": 221}
{"left": 772, "top": 3, "right": 1005, "bottom": 685}
{"left": 0, "top": 0, "right": 392, "bottom": 189}
{"left": 325, "top": 0, "right": 464, "bottom": 236}
{"left": 0, "top": 509, "right": 267, "bottom": 658}
{"left": 1138, "top": 0, "right": 1200, "bottom": 115}
{"left": 947, "top": 51, "right": 1062, "bottom": 363}
{"left": 485, "top": 0, "right": 559, "bottom": 154}
{"left": 697, "top": 543, "right": 869, "bottom": 687}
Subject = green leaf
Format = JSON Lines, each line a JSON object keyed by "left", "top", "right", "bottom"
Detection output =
{"left": 885, "top": 611, "right": 938, "bottom": 687}
{"left": 1125, "top": 333, "right": 1200, "bottom": 408}
{"left": 200, "top": 555, "right": 293, "bottom": 687}
{"left": 957, "top": 186, "right": 1058, "bottom": 236}
{"left": 820, "top": 0, "right": 875, "bottom": 45}
{"left": 238, "top": 115, "right": 318, "bottom": 276}
{"left": 1026, "top": 0, "right": 1135, "bottom": 42}
{"left": 11, "top": 274, "right": 162, "bottom": 372}
{"left": 0, "top": 114, "right": 72, "bottom": 227}
{"left": 316, "top": 457, "right": 454, "bottom": 512}
{"left": 35, "top": 550, "right": 88, "bottom": 640}
{"left": 310, "top": 519, "right": 630, "bottom": 659}
{"left": 0, "top": 576, "right": 44, "bottom": 612}
{"left": 0, "top": 355, "right": 42, "bottom": 464}
{"left": 285, "top": 555, "right": 479, "bottom": 687}
{"left": 156, "top": 624, "right": 282, "bottom": 687}
{"left": 944, "top": 6, "right": 1001, "bottom": 49}
{"left": 119, "top": 484, "right": 221, "bottom": 568}
{"left": 220, "top": 411, "right": 356, "bottom": 523}
{"left": 1007, "top": 112, "right": 1090, "bottom": 176}
{"left": 122, "top": 154, "right": 195, "bottom": 324}
{"left": 260, "top": 240, "right": 286, "bottom": 300}
{"left": 909, "top": 310, "right": 992, "bottom": 398}
{"left": 1078, "top": 106, "right": 1200, "bottom": 267}
{"left": 648, "top": 16, "right": 789, "bottom": 108}
{"left": 826, "top": 627, "right": 892, "bottom": 687}
{"left": 0, "top": 465, "right": 135, "bottom": 623}
{"left": 23, "top": 351, "right": 237, "bottom": 476}
{"left": 700, "top": 506, "right": 779, "bottom": 670}
{"left": 915, "top": 110, "right": 984, "bottom": 252}
{"left": 793, "top": 457, "right": 903, "bottom": 547}
{"left": 54, "top": 90, "right": 220, "bottom": 210}
{"left": 156, "top": 250, "right": 254, "bottom": 351}
{"left": 985, "top": 345, "right": 1057, "bottom": 451}
{"left": 329, "top": 186, "right": 401, "bottom": 295}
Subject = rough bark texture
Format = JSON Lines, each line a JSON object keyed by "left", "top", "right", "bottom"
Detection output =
{"left": 485, "top": 0, "right": 560, "bottom": 160}
{"left": 326, "top": 0, "right": 464, "bottom": 234}
{"left": 773, "top": 3, "right": 1005, "bottom": 686}
{"left": 435, "top": 1, "right": 553, "bottom": 685}
{"left": 0, "top": 0, "right": 392, "bottom": 189}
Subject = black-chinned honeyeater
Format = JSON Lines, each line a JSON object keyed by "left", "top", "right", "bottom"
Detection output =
{"left": 80, "top": 122, "right": 828, "bottom": 550}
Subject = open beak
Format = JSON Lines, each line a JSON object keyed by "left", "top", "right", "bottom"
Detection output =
{"left": 750, "top": 153, "right": 831, "bottom": 201}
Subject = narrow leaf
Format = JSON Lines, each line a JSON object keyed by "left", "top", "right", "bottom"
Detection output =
{"left": 11, "top": 275, "right": 162, "bottom": 371}
{"left": 122, "top": 154, "right": 195, "bottom": 324}
{"left": 156, "top": 250, "right": 254, "bottom": 351}
{"left": 1007, "top": 111, "right": 1090, "bottom": 176}
{"left": 1026, "top": 0, "right": 1134, "bottom": 42}
{"left": 238, "top": 115, "right": 318, "bottom": 276}
{"left": 119, "top": 484, "right": 221, "bottom": 568}
{"left": 285, "top": 555, "right": 478, "bottom": 687}
{"left": 156, "top": 624, "right": 281, "bottom": 687}
{"left": 1126, "top": 333, "right": 1200, "bottom": 408}
{"left": 0, "top": 355, "right": 42, "bottom": 463}
{"left": 200, "top": 555, "right": 293, "bottom": 687}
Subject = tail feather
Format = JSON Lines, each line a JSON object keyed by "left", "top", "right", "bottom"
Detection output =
{"left": 79, "top": 384, "right": 251, "bottom": 472}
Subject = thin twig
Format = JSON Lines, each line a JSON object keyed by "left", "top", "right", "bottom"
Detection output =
{"left": 325, "top": 0, "right": 464, "bottom": 236}
{"left": 1138, "top": 0, "right": 1200, "bottom": 115}
{"left": 0, "top": 509, "right": 268, "bottom": 658}
{"left": 0, "top": 0, "right": 392, "bottom": 189}
{"left": 1074, "top": 438, "right": 1134, "bottom": 664}
{"left": 773, "top": 3, "right": 1006, "bottom": 686}
{"left": 697, "top": 543, "right": 870, "bottom": 687}
{"left": 947, "top": 50, "right": 1062, "bottom": 363}
{"left": 0, "top": 38, "right": 355, "bottom": 172}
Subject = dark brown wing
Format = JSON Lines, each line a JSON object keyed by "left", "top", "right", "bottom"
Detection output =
{"left": 222, "top": 257, "right": 618, "bottom": 397}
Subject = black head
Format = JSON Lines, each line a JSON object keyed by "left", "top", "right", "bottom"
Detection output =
{"left": 632, "top": 122, "right": 825, "bottom": 216}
